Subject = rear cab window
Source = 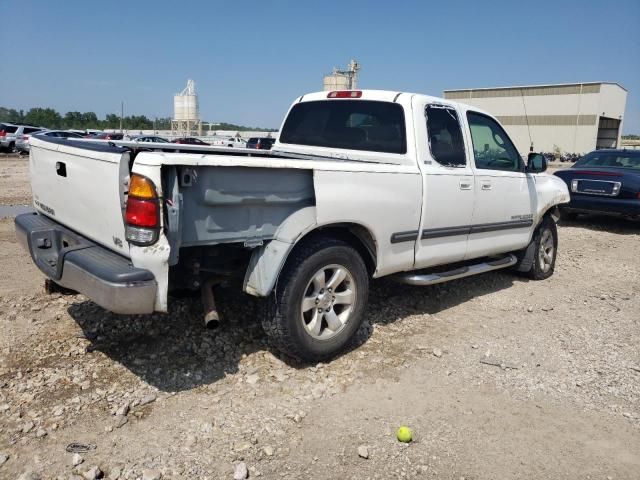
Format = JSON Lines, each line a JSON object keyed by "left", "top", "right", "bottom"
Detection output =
{"left": 280, "top": 100, "right": 407, "bottom": 154}
{"left": 426, "top": 105, "right": 466, "bottom": 167}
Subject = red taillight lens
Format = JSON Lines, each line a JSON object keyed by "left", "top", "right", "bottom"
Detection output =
{"left": 22, "top": 135, "right": 29, "bottom": 140}
{"left": 125, "top": 198, "right": 158, "bottom": 227}
{"left": 327, "top": 90, "right": 362, "bottom": 98}
{"left": 125, "top": 174, "right": 160, "bottom": 245}
{"left": 0, "top": 130, "right": 5, "bottom": 137}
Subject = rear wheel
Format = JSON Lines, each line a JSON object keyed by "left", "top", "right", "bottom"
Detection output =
{"left": 261, "top": 236, "right": 369, "bottom": 362}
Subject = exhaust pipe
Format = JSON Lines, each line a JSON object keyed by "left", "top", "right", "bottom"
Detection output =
{"left": 201, "top": 278, "right": 220, "bottom": 329}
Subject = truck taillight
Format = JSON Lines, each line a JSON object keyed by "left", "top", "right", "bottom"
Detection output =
{"left": 327, "top": 90, "right": 362, "bottom": 98}
{"left": 0, "top": 130, "right": 5, "bottom": 137}
{"left": 125, "top": 174, "right": 160, "bottom": 245}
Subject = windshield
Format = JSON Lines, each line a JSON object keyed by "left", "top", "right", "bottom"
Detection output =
{"left": 574, "top": 151, "right": 640, "bottom": 170}
{"left": 280, "top": 100, "right": 407, "bottom": 154}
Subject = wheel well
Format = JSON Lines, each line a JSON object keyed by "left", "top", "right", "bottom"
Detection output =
{"left": 539, "top": 206, "right": 561, "bottom": 225}
{"left": 294, "top": 224, "right": 377, "bottom": 276}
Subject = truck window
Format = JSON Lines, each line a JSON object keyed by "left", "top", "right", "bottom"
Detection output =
{"left": 426, "top": 105, "right": 466, "bottom": 166}
{"left": 467, "top": 112, "right": 522, "bottom": 172}
{"left": 280, "top": 100, "right": 407, "bottom": 154}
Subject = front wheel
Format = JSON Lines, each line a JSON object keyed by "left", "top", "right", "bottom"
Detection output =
{"left": 261, "top": 236, "right": 369, "bottom": 362}
{"left": 514, "top": 216, "right": 558, "bottom": 280}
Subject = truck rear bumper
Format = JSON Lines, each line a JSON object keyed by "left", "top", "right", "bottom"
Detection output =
{"left": 15, "top": 212, "right": 157, "bottom": 314}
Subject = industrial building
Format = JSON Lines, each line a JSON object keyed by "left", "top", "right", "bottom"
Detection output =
{"left": 443, "top": 82, "right": 627, "bottom": 155}
{"left": 172, "top": 79, "right": 201, "bottom": 137}
{"left": 323, "top": 59, "right": 360, "bottom": 91}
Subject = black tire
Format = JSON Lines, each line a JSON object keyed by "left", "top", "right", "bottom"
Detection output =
{"left": 8, "top": 142, "right": 15, "bottom": 153}
{"left": 261, "top": 235, "right": 369, "bottom": 362}
{"left": 514, "top": 216, "right": 558, "bottom": 280}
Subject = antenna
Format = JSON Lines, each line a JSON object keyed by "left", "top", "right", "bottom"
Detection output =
{"left": 520, "top": 88, "right": 533, "bottom": 151}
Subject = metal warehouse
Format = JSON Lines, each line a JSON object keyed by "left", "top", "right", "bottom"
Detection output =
{"left": 443, "top": 82, "right": 627, "bottom": 155}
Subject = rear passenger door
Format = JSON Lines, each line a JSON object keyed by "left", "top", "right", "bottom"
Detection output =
{"left": 414, "top": 103, "right": 475, "bottom": 268}
{"left": 464, "top": 111, "right": 535, "bottom": 259}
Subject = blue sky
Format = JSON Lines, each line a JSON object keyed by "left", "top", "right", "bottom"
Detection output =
{"left": 1, "top": 0, "right": 638, "bottom": 132}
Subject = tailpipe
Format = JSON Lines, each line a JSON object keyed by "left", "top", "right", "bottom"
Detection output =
{"left": 201, "top": 278, "right": 220, "bottom": 329}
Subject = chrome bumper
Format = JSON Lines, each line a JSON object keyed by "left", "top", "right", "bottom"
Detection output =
{"left": 15, "top": 213, "right": 157, "bottom": 314}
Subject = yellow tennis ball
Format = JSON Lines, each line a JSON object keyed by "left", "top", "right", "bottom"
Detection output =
{"left": 396, "top": 426, "right": 412, "bottom": 443}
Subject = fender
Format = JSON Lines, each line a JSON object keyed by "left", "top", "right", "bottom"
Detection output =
{"left": 243, "top": 207, "right": 317, "bottom": 297}
{"left": 532, "top": 173, "right": 570, "bottom": 227}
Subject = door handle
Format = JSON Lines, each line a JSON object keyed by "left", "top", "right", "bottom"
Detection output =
{"left": 56, "top": 162, "right": 67, "bottom": 177}
{"left": 481, "top": 182, "right": 492, "bottom": 190}
{"left": 459, "top": 180, "right": 472, "bottom": 190}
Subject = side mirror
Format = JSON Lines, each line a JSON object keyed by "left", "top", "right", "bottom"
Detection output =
{"left": 527, "top": 152, "right": 547, "bottom": 173}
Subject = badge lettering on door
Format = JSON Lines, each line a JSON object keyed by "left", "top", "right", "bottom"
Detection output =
{"left": 511, "top": 214, "right": 533, "bottom": 220}
{"left": 34, "top": 200, "right": 55, "bottom": 216}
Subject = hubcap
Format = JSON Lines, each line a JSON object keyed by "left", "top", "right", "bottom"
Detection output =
{"left": 300, "top": 264, "right": 356, "bottom": 340}
{"left": 538, "top": 229, "right": 555, "bottom": 272}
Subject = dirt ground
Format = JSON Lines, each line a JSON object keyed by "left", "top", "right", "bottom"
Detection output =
{"left": 0, "top": 155, "right": 638, "bottom": 479}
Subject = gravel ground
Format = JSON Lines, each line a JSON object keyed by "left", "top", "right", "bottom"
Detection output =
{"left": 0, "top": 154, "right": 31, "bottom": 207}
{"left": 0, "top": 157, "right": 638, "bottom": 479}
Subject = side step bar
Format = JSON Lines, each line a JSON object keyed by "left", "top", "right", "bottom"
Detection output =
{"left": 397, "top": 254, "right": 517, "bottom": 286}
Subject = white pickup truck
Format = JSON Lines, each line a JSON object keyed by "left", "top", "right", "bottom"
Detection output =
{"left": 211, "top": 136, "right": 247, "bottom": 148}
{"left": 16, "top": 89, "right": 570, "bottom": 361}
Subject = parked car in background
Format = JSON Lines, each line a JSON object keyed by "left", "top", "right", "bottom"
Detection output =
{"left": 246, "top": 137, "right": 276, "bottom": 150}
{"left": 38, "top": 130, "right": 85, "bottom": 139}
{"left": 172, "top": 137, "right": 210, "bottom": 145}
{"left": 1, "top": 124, "right": 45, "bottom": 152}
{"left": 554, "top": 149, "right": 640, "bottom": 220}
{"left": 86, "top": 132, "right": 124, "bottom": 140}
{"left": 17, "top": 129, "right": 84, "bottom": 154}
{"left": 211, "top": 137, "right": 246, "bottom": 148}
{"left": 133, "top": 136, "right": 170, "bottom": 143}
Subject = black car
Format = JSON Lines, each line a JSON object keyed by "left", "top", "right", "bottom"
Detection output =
{"left": 134, "top": 136, "right": 170, "bottom": 143}
{"left": 172, "top": 137, "right": 210, "bottom": 145}
{"left": 246, "top": 137, "right": 275, "bottom": 150}
{"left": 553, "top": 149, "right": 640, "bottom": 220}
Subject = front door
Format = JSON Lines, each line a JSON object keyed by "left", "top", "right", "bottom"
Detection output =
{"left": 414, "top": 104, "right": 475, "bottom": 268}
{"left": 463, "top": 111, "right": 535, "bottom": 259}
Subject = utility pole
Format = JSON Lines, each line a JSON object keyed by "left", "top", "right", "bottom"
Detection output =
{"left": 120, "top": 101, "right": 124, "bottom": 133}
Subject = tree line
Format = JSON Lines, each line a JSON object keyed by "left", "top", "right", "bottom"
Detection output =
{"left": 0, "top": 106, "right": 277, "bottom": 132}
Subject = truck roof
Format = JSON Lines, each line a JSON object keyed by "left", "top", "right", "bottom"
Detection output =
{"left": 297, "top": 89, "right": 494, "bottom": 118}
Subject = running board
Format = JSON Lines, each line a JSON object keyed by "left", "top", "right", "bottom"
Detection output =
{"left": 397, "top": 254, "right": 517, "bottom": 286}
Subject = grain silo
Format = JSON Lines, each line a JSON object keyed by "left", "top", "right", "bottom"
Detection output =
{"left": 323, "top": 59, "right": 361, "bottom": 91}
{"left": 171, "top": 79, "right": 202, "bottom": 137}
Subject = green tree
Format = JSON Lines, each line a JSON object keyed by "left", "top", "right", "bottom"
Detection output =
{"left": 0, "top": 107, "right": 24, "bottom": 124}
{"left": 63, "top": 111, "right": 83, "bottom": 129}
{"left": 24, "top": 108, "right": 62, "bottom": 129}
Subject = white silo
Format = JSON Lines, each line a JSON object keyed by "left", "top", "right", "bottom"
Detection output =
{"left": 171, "top": 79, "right": 201, "bottom": 137}
{"left": 323, "top": 73, "right": 351, "bottom": 91}
{"left": 322, "top": 59, "right": 361, "bottom": 91}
